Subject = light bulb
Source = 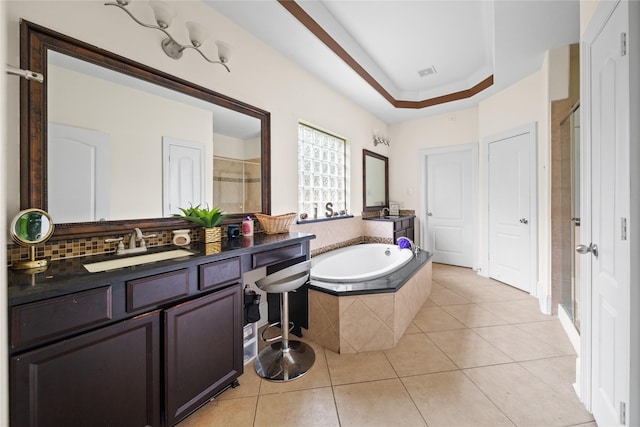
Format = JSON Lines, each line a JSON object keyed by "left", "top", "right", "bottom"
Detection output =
{"left": 215, "top": 41, "right": 231, "bottom": 63}
{"left": 186, "top": 21, "right": 208, "bottom": 48}
{"left": 149, "top": 1, "right": 176, "bottom": 29}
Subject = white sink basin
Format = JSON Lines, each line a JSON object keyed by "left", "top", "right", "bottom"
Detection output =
{"left": 84, "top": 249, "right": 194, "bottom": 273}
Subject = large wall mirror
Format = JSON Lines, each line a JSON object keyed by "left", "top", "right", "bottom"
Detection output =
{"left": 20, "top": 21, "right": 271, "bottom": 239}
{"left": 362, "top": 149, "right": 389, "bottom": 211}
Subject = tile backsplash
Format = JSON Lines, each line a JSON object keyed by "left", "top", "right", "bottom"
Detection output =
{"left": 7, "top": 229, "right": 175, "bottom": 267}
{"left": 7, "top": 211, "right": 414, "bottom": 266}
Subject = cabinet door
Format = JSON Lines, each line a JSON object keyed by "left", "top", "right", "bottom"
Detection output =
{"left": 394, "top": 229, "right": 407, "bottom": 241}
{"left": 165, "top": 283, "right": 243, "bottom": 426}
{"left": 10, "top": 311, "right": 160, "bottom": 427}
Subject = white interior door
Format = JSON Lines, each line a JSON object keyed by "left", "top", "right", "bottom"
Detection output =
{"left": 487, "top": 128, "right": 535, "bottom": 292}
{"left": 424, "top": 147, "right": 474, "bottom": 267}
{"left": 585, "top": 2, "right": 630, "bottom": 425}
{"left": 163, "top": 137, "right": 205, "bottom": 216}
{"left": 48, "top": 123, "right": 110, "bottom": 223}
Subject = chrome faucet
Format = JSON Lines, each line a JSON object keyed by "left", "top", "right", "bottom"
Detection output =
{"left": 127, "top": 228, "right": 144, "bottom": 250}
{"left": 380, "top": 207, "right": 390, "bottom": 218}
{"left": 105, "top": 228, "right": 157, "bottom": 255}
{"left": 397, "top": 236, "right": 420, "bottom": 255}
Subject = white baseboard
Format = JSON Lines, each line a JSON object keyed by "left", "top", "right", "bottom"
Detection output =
{"left": 538, "top": 287, "right": 552, "bottom": 314}
{"left": 557, "top": 305, "right": 581, "bottom": 355}
{"left": 475, "top": 264, "right": 489, "bottom": 278}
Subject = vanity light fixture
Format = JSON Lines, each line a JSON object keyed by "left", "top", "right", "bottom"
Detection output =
{"left": 104, "top": 0, "right": 231, "bottom": 72}
{"left": 6, "top": 65, "right": 44, "bottom": 83}
{"left": 372, "top": 132, "right": 390, "bottom": 147}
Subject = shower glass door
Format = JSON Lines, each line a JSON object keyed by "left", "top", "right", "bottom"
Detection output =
{"left": 559, "top": 105, "right": 581, "bottom": 331}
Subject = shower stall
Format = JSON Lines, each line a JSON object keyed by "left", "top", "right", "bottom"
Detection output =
{"left": 212, "top": 156, "right": 261, "bottom": 214}
{"left": 556, "top": 104, "right": 581, "bottom": 331}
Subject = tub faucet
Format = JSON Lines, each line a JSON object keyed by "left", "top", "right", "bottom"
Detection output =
{"left": 397, "top": 237, "right": 420, "bottom": 255}
{"left": 380, "top": 207, "right": 390, "bottom": 218}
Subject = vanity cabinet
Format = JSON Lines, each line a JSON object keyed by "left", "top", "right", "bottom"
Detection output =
{"left": 10, "top": 311, "right": 161, "bottom": 427}
{"left": 10, "top": 272, "right": 241, "bottom": 427}
{"left": 393, "top": 217, "right": 415, "bottom": 241}
{"left": 165, "top": 283, "right": 242, "bottom": 426}
{"left": 363, "top": 215, "right": 415, "bottom": 243}
{"left": 10, "top": 285, "right": 113, "bottom": 352}
{"left": 8, "top": 233, "right": 315, "bottom": 426}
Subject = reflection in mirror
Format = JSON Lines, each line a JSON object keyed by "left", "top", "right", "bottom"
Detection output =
{"left": 20, "top": 20, "right": 271, "bottom": 240}
{"left": 47, "top": 51, "right": 262, "bottom": 223}
{"left": 363, "top": 149, "right": 389, "bottom": 211}
{"left": 10, "top": 208, "right": 55, "bottom": 271}
{"left": 12, "top": 209, "right": 53, "bottom": 244}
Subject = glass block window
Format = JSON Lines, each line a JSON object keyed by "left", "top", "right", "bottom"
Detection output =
{"left": 297, "top": 123, "right": 348, "bottom": 219}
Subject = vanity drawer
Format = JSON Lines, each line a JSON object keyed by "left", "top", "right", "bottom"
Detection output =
{"left": 252, "top": 244, "right": 304, "bottom": 269}
{"left": 10, "top": 286, "right": 113, "bottom": 351}
{"left": 199, "top": 257, "right": 242, "bottom": 291}
{"left": 126, "top": 269, "right": 189, "bottom": 312}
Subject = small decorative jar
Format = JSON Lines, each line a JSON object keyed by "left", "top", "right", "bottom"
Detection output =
{"left": 242, "top": 216, "right": 254, "bottom": 237}
{"left": 228, "top": 224, "right": 240, "bottom": 238}
{"left": 172, "top": 229, "right": 191, "bottom": 246}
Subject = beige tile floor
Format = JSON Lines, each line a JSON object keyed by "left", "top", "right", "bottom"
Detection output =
{"left": 178, "top": 263, "right": 597, "bottom": 427}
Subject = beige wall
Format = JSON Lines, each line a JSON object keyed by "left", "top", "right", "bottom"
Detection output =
{"left": 549, "top": 45, "right": 571, "bottom": 102}
{"left": 0, "top": 0, "right": 605, "bottom": 423}
{"left": 4, "top": 1, "right": 576, "bottom": 342}
{"left": 388, "top": 107, "right": 479, "bottom": 211}
{"left": 388, "top": 53, "right": 560, "bottom": 311}
{"left": 4, "top": 0, "right": 388, "bottom": 222}
{"left": 580, "top": 0, "right": 601, "bottom": 36}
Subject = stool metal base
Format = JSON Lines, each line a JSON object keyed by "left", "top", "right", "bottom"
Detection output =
{"left": 254, "top": 340, "right": 315, "bottom": 382}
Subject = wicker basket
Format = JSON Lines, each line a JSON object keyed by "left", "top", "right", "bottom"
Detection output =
{"left": 255, "top": 213, "right": 297, "bottom": 234}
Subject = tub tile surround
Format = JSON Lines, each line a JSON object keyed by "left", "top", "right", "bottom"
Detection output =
{"left": 361, "top": 219, "right": 393, "bottom": 243}
{"left": 307, "top": 261, "right": 433, "bottom": 353}
{"left": 177, "top": 263, "right": 594, "bottom": 427}
{"left": 291, "top": 210, "right": 415, "bottom": 257}
{"left": 290, "top": 216, "right": 364, "bottom": 257}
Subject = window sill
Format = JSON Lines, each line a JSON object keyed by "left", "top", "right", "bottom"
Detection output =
{"left": 296, "top": 215, "right": 354, "bottom": 225}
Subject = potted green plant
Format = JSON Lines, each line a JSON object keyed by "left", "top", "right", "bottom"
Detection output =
{"left": 173, "top": 204, "right": 226, "bottom": 243}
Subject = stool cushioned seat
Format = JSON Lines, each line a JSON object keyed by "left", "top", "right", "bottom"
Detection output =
{"left": 254, "top": 259, "right": 315, "bottom": 382}
{"left": 255, "top": 260, "right": 312, "bottom": 294}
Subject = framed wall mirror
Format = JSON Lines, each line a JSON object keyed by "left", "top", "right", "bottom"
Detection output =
{"left": 362, "top": 149, "right": 389, "bottom": 211}
{"left": 19, "top": 20, "right": 271, "bottom": 239}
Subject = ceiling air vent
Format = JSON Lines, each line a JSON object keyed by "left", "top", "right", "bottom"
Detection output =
{"left": 418, "top": 66, "right": 437, "bottom": 77}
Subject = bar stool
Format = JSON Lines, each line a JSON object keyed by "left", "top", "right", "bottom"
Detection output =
{"left": 254, "top": 260, "right": 315, "bottom": 381}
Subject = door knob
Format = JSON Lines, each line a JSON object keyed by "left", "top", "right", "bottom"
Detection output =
{"left": 519, "top": 218, "right": 528, "bottom": 224}
{"left": 576, "top": 243, "right": 598, "bottom": 257}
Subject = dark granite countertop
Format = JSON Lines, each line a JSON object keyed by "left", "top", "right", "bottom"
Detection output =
{"left": 8, "top": 232, "right": 315, "bottom": 306}
{"left": 362, "top": 215, "right": 416, "bottom": 222}
{"left": 309, "top": 249, "right": 431, "bottom": 296}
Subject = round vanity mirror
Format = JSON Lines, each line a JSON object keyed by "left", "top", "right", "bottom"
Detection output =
{"left": 10, "top": 208, "right": 55, "bottom": 271}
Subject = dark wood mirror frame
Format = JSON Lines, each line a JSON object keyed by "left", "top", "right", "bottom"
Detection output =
{"left": 20, "top": 20, "right": 271, "bottom": 240}
{"left": 362, "top": 149, "right": 389, "bottom": 212}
